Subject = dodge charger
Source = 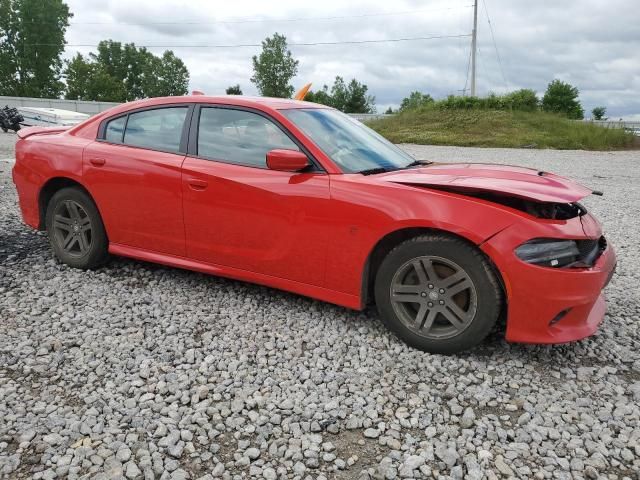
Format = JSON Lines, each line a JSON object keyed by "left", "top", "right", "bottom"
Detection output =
{"left": 12, "top": 95, "right": 617, "bottom": 353}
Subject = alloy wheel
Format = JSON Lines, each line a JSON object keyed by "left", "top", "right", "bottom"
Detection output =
{"left": 390, "top": 255, "right": 478, "bottom": 339}
{"left": 52, "top": 200, "right": 93, "bottom": 257}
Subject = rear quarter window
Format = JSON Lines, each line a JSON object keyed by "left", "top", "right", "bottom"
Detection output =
{"left": 104, "top": 116, "right": 126, "bottom": 143}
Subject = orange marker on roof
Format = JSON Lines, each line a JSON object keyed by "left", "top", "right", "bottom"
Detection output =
{"left": 293, "top": 83, "right": 312, "bottom": 100}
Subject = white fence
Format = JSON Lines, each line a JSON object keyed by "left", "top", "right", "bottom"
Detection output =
{"left": 586, "top": 120, "right": 640, "bottom": 131}
{"left": 349, "top": 113, "right": 393, "bottom": 122}
{"left": 0, "top": 96, "right": 119, "bottom": 115}
{"left": 2, "top": 97, "right": 638, "bottom": 134}
{"left": 0, "top": 96, "right": 394, "bottom": 120}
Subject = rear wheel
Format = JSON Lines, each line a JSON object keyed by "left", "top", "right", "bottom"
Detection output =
{"left": 45, "top": 187, "right": 108, "bottom": 269}
{"left": 374, "top": 234, "right": 503, "bottom": 354}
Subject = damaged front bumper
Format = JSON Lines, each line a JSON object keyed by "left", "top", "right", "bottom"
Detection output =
{"left": 480, "top": 212, "right": 617, "bottom": 344}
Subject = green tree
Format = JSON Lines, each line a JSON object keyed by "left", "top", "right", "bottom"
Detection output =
{"left": 326, "top": 76, "right": 376, "bottom": 113}
{"left": 0, "top": 0, "right": 72, "bottom": 97}
{"left": 305, "top": 85, "right": 333, "bottom": 106}
{"left": 91, "top": 42, "right": 159, "bottom": 101}
{"left": 542, "top": 79, "right": 584, "bottom": 119}
{"left": 64, "top": 40, "right": 189, "bottom": 102}
{"left": 226, "top": 84, "right": 242, "bottom": 95}
{"left": 399, "top": 91, "right": 434, "bottom": 112}
{"left": 251, "top": 33, "right": 299, "bottom": 98}
{"left": 64, "top": 53, "right": 94, "bottom": 100}
{"left": 64, "top": 53, "right": 125, "bottom": 101}
{"left": 592, "top": 106, "right": 606, "bottom": 120}
{"left": 305, "top": 77, "right": 375, "bottom": 113}
{"left": 329, "top": 76, "right": 348, "bottom": 111}
{"left": 143, "top": 51, "right": 190, "bottom": 98}
{"left": 344, "top": 78, "right": 375, "bottom": 113}
{"left": 384, "top": 107, "right": 394, "bottom": 114}
{"left": 503, "top": 88, "right": 538, "bottom": 111}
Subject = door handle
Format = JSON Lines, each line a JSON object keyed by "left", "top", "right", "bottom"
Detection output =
{"left": 187, "top": 178, "right": 208, "bottom": 191}
{"left": 89, "top": 157, "right": 106, "bottom": 166}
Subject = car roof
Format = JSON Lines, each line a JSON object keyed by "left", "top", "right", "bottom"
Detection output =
{"left": 67, "top": 94, "right": 332, "bottom": 143}
{"left": 123, "top": 95, "right": 327, "bottom": 111}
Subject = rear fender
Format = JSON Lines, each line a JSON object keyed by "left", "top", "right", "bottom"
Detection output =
{"left": 12, "top": 131, "right": 88, "bottom": 229}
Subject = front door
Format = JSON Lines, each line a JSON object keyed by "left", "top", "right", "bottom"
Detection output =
{"left": 181, "top": 106, "right": 330, "bottom": 286}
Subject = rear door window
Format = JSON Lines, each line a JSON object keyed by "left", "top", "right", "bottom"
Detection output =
{"left": 123, "top": 107, "right": 188, "bottom": 153}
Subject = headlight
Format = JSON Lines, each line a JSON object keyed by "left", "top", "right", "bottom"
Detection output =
{"left": 515, "top": 239, "right": 580, "bottom": 267}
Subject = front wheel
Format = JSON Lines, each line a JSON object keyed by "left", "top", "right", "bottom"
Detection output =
{"left": 45, "top": 187, "right": 109, "bottom": 269}
{"left": 374, "top": 234, "right": 503, "bottom": 354}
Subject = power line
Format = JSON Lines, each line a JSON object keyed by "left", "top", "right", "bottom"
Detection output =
{"left": 22, "top": 5, "right": 474, "bottom": 26}
{"left": 481, "top": 0, "right": 508, "bottom": 89}
{"left": 26, "top": 34, "right": 472, "bottom": 49}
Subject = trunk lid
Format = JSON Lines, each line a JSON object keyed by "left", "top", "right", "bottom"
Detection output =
{"left": 17, "top": 125, "right": 71, "bottom": 140}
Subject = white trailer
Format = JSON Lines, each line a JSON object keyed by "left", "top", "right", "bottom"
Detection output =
{"left": 18, "top": 107, "right": 89, "bottom": 127}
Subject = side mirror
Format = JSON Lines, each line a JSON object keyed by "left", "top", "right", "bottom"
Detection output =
{"left": 266, "top": 149, "right": 310, "bottom": 172}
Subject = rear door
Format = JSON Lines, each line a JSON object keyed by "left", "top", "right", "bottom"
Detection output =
{"left": 83, "top": 105, "right": 192, "bottom": 256}
{"left": 181, "top": 105, "right": 330, "bottom": 286}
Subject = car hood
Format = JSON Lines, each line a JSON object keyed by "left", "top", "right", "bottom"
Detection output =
{"left": 375, "top": 163, "right": 594, "bottom": 203}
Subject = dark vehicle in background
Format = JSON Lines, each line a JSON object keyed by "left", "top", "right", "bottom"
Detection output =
{"left": 0, "top": 106, "right": 23, "bottom": 133}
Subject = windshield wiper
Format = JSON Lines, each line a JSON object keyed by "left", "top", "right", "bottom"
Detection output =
{"left": 357, "top": 167, "right": 389, "bottom": 175}
{"left": 403, "top": 160, "right": 433, "bottom": 169}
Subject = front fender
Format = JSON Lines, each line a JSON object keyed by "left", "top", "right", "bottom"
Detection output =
{"left": 324, "top": 176, "right": 522, "bottom": 299}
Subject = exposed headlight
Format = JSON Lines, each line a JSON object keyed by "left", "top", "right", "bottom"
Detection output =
{"left": 515, "top": 239, "right": 580, "bottom": 267}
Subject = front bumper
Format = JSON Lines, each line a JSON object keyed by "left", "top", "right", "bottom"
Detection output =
{"left": 481, "top": 214, "right": 617, "bottom": 344}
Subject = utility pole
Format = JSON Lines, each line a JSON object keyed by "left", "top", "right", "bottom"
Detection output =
{"left": 470, "top": 0, "right": 478, "bottom": 96}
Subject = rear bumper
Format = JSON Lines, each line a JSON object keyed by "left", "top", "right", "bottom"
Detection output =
{"left": 482, "top": 215, "right": 617, "bottom": 344}
{"left": 12, "top": 160, "right": 40, "bottom": 229}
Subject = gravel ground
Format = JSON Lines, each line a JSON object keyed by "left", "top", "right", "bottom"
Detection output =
{"left": 0, "top": 131, "right": 17, "bottom": 159}
{"left": 1, "top": 130, "right": 639, "bottom": 480}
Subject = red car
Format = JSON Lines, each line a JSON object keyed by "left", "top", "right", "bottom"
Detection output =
{"left": 12, "top": 95, "right": 616, "bottom": 353}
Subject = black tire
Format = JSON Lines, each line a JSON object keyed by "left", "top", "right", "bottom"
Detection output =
{"left": 374, "top": 233, "right": 503, "bottom": 354}
{"left": 45, "top": 187, "right": 109, "bottom": 269}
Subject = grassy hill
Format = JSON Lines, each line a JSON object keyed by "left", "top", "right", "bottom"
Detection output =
{"left": 367, "top": 109, "right": 637, "bottom": 150}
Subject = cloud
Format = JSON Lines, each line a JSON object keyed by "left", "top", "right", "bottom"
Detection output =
{"left": 63, "top": 0, "right": 640, "bottom": 117}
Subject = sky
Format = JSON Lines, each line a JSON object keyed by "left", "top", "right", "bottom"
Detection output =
{"left": 63, "top": 0, "right": 640, "bottom": 119}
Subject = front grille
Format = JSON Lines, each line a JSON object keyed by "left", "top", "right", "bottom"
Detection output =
{"left": 599, "top": 235, "right": 607, "bottom": 251}
{"left": 574, "top": 236, "right": 606, "bottom": 267}
{"left": 577, "top": 239, "right": 598, "bottom": 257}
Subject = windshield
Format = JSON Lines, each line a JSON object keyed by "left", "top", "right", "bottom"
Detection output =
{"left": 281, "top": 108, "right": 416, "bottom": 173}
